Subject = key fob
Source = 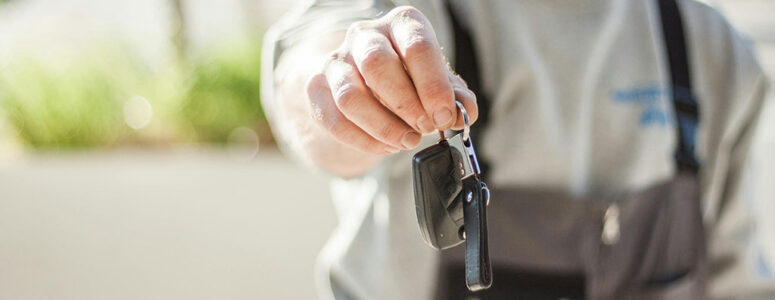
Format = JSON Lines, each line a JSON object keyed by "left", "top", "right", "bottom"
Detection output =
{"left": 412, "top": 101, "right": 493, "bottom": 291}
{"left": 412, "top": 140, "right": 466, "bottom": 250}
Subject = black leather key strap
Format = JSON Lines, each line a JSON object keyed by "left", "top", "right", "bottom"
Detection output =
{"left": 462, "top": 176, "right": 492, "bottom": 291}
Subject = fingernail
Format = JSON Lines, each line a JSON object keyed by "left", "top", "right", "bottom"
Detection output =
{"left": 433, "top": 108, "right": 453, "bottom": 129}
{"left": 416, "top": 115, "right": 435, "bottom": 134}
{"left": 401, "top": 131, "right": 422, "bottom": 149}
{"left": 385, "top": 146, "right": 400, "bottom": 154}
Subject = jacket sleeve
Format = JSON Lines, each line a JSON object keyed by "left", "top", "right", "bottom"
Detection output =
{"left": 706, "top": 73, "right": 774, "bottom": 299}
{"left": 679, "top": 1, "right": 775, "bottom": 298}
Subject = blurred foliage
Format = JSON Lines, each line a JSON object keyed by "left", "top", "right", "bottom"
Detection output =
{"left": 180, "top": 39, "right": 268, "bottom": 144}
{"left": 0, "top": 36, "right": 270, "bottom": 149}
{"left": 0, "top": 46, "right": 139, "bottom": 148}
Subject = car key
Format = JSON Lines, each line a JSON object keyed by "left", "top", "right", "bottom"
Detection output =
{"left": 412, "top": 101, "right": 492, "bottom": 291}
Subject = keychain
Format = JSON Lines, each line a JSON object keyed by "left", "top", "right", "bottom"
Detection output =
{"left": 412, "top": 101, "right": 492, "bottom": 291}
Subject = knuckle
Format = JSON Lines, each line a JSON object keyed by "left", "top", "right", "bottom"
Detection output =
{"left": 422, "top": 79, "right": 452, "bottom": 103}
{"left": 347, "top": 20, "right": 373, "bottom": 36}
{"left": 391, "top": 6, "right": 424, "bottom": 20}
{"left": 306, "top": 73, "right": 327, "bottom": 93}
{"left": 325, "top": 50, "right": 347, "bottom": 67}
{"left": 377, "top": 123, "right": 402, "bottom": 142}
{"left": 333, "top": 85, "right": 362, "bottom": 112}
{"left": 449, "top": 73, "right": 468, "bottom": 87}
{"left": 358, "top": 47, "right": 394, "bottom": 75}
{"left": 403, "top": 38, "right": 436, "bottom": 60}
{"left": 305, "top": 75, "right": 329, "bottom": 118}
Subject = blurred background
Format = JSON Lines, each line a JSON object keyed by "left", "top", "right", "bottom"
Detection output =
{"left": 0, "top": 0, "right": 337, "bottom": 299}
{"left": 0, "top": 0, "right": 772, "bottom": 299}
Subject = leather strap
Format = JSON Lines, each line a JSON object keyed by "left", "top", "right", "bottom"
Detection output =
{"left": 462, "top": 177, "right": 492, "bottom": 290}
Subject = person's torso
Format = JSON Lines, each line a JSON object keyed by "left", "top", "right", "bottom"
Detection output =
{"left": 317, "top": 0, "right": 764, "bottom": 298}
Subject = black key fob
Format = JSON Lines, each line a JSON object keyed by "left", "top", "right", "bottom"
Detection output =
{"left": 411, "top": 101, "right": 492, "bottom": 291}
{"left": 412, "top": 140, "right": 466, "bottom": 250}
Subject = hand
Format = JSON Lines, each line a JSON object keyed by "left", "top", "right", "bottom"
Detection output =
{"left": 306, "top": 6, "right": 479, "bottom": 155}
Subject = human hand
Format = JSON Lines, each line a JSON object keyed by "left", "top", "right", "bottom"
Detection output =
{"left": 306, "top": 6, "right": 479, "bottom": 155}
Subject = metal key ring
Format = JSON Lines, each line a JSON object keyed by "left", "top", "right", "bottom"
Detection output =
{"left": 455, "top": 101, "right": 471, "bottom": 143}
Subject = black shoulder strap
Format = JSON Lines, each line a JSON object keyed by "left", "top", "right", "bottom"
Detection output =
{"left": 658, "top": 0, "right": 701, "bottom": 172}
{"left": 446, "top": 0, "right": 700, "bottom": 174}
{"left": 445, "top": 1, "right": 492, "bottom": 179}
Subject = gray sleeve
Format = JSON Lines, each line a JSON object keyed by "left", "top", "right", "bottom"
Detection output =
{"left": 707, "top": 75, "right": 774, "bottom": 299}
{"left": 679, "top": 1, "right": 775, "bottom": 297}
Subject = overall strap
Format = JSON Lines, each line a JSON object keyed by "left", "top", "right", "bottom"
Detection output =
{"left": 658, "top": 0, "right": 701, "bottom": 172}
{"left": 445, "top": 1, "right": 492, "bottom": 179}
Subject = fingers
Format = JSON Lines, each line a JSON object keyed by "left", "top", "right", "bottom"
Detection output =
{"left": 307, "top": 73, "right": 398, "bottom": 155}
{"left": 305, "top": 6, "right": 479, "bottom": 157}
{"left": 448, "top": 74, "right": 479, "bottom": 130}
{"left": 387, "top": 6, "right": 457, "bottom": 130}
{"left": 324, "top": 52, "right": 422, "bottom": 150}
{"left": 348, "top": 26, "right": 435, "bottom": 134}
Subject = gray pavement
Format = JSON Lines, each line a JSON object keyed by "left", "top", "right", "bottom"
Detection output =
{"left": 0, "top": 149, "right": 336, "bottom": 300}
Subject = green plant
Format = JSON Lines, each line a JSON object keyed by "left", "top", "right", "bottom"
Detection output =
{"left": 0, "top": 35, "right": 272, "bottom": 149}
{"left": 179, "top": 37, "right": 268, "bottom": 144}
{"left": 0, "top": 46, "right": 144, "bottom": 148}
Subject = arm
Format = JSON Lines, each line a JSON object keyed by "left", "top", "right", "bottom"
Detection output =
{"left": 681, "top": 3, "right": 775, "bottom": 297}
{"left": 261, "top": 3, "right": 478, "bottom": 177}
{"left": 706, "top": 73, "right": 774, "bottom": 299}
